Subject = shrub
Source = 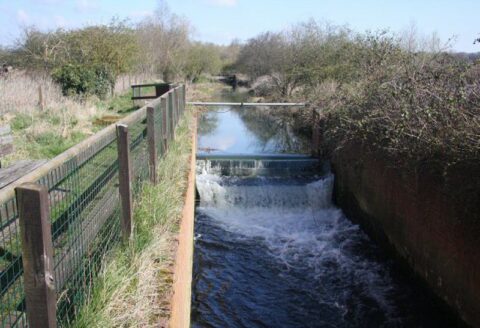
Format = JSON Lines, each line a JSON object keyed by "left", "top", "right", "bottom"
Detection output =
{"left": 52, "top": 64, "right": 114, "bottom": 99}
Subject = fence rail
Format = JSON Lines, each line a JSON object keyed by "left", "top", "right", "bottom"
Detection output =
{"left": 0, "top": 85, "right": 186, "bottom": 327}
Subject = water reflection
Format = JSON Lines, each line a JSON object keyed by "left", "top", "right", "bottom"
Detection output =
{"left": 198, "top": 106, "right": 310, "bottom": 154}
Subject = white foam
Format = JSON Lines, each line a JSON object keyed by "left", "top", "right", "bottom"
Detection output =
{"left": 196, "top": 171, "right": 400, "bottom": 320}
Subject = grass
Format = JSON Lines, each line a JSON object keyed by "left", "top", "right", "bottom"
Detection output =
{"left": 71, "top": 110, "right": 194, "bottom": 328}
{"left": 0, "top": 71, "right": 159, "bottom": 166}
{"left": 0, "top": 89, "right": 140, "bottom": 165}
{"left": 186, "top": 80, "right": 232, "bottom": 103}
{"left": 95, "top": 91, "right": 139, "bottom": 114}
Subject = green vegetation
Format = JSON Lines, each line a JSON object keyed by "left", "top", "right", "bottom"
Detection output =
{"left": 26, "top": 130, "right": 87, "bottom": 159}
{"left": 96, "top": 90, "right": 138, "bottom": 114}
{"left": 233, "top": 21, "right": 480, "bottom": 170}
{"left": 1, "top": 90, "right": 139, "bottom": 165}
{"left": 4, "top": 20, "right": 137, "bottom": 98}
{"left": 184, "top": 42, "right": 222, "bottom": 82}
{"left": 72, "top": 111, "right": 193, "bottom": 328}
{"left": 52, "top": 64, "right": 114, "bottom": 99}
{"left": 0, "top": 2, "right": 239, "bottom": 96}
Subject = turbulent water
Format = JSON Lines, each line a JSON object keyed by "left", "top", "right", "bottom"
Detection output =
{"left": 192, "top": 170, "right": 459, "bottom": 328}
{"left": 192, "top": 101, "right": 460, "bottom": 327}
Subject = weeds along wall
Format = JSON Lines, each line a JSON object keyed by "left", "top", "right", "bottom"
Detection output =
{"left": 0, "top": 85, "right": 186, "bottom": 327}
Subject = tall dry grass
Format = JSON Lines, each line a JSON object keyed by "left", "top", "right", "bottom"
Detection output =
{"left": 0, "top": 71, "right": 158, "bottom": 114}
{"left": 0, "top": 71, "right": 67, "bottom": 114}
{"left": 0, "top": 71, "right": 158, "bottom": 165}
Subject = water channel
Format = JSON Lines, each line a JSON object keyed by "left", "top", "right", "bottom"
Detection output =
{"left": 191, "top": 91, "right": 461, "bottom": 328}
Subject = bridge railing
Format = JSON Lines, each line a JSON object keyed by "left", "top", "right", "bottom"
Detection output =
{"left": 0, "top": 85, "right": 186, "bottom": 327}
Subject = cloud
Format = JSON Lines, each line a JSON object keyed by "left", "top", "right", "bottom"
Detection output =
{"left": 206, "top": 0, "right": 237, "bottom": 7}
{"left": 16, "top": 9, "right": 30, "bottom": 24}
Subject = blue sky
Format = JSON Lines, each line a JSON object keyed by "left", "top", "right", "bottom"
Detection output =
{"left": 0, "top": 0, "right": 478, "bottom": 52}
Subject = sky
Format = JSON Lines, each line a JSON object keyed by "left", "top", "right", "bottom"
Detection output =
{"left": 0, "top": 0, "right": 479, "bottom": 52}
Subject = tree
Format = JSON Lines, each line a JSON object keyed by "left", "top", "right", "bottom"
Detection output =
{"left": 10, "top": 27, "right": 68, "bottom": 71}
{"left": 64, "top": 20, "right": 139, "bottom": 93}
{"left": 235, "top": 21, "right": 356, "bottom": 97}
{"left": 184, "top": 42, "right": 221, "bottom": 82}
{"left": 136, "top": 1, "right": 191, "bottom": 82}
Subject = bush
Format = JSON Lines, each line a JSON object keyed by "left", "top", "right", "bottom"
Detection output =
{"left": 235, "top": 24, "right": 480, "bottom": 170}
{"left": 315, "top": 39, "right": 480, "bottom": 168}
{"left": 52, "top": 64, "right": 114, "bottom": 99}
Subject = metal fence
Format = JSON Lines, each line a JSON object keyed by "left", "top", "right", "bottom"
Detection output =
{"left": 0, "top": 85, "right": 186, "bottom": 327}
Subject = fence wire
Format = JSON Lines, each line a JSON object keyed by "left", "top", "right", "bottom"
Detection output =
{"left": 0, "top": 86, "right": 185, "bottom": 327}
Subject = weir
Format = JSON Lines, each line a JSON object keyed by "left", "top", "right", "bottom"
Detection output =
{"left": 196, "top": 153, "right": 323, "bottom": 177}
{"left": 190, "top": 99, "right": 463, "bottom": 328}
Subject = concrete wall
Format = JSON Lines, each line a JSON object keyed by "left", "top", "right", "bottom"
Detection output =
{"left": 331, "top": 145, "right": 480, "bottom": 327}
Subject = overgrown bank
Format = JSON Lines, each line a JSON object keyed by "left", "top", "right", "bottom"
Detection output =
{"left": 0, "top": 90, "right": 141, "bottom": 166}
{"left": 231, "top": 22, "right": 479, "bottom": 326}
{"left": 234, "top": 22, "right": 479, "bottom": 173}
{"left": 72, "top": 111, "right": 194, "bottom": 327}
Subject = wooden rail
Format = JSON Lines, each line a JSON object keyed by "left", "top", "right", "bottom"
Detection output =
{"left": 131, "top": 83, "right": 173, "bottom": 101}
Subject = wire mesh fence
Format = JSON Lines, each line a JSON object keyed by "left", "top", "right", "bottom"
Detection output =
{"left": 0, "top": 85, "right": 186, "bottom": 327}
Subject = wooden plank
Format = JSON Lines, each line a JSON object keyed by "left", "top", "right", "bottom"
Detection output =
{"left": 116, "top": 124, "right": 133, "bottom": 241}
{"left": 131, "top": 96, "right": 158, "bottom": 100}
{"left": 16, "top": 183, "right": 56, "bottom": 328}
{"left": 147, "top": 106, "right": 158, "bottom": 184}
{"left": 169, "top": 112, "right": 197, "bottom": 328}
{"left": 0, "top": 160, "right": 48, "bottom": 190}
{"left": 131, "top": 83, "right": 168, "bottom": 88}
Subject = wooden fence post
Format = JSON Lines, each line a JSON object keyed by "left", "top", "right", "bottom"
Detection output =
{"left": 311, "top": 107, "right": 321, "bottom": 157}
{"left": 38, "top": 86, "right": 45, "bottom": 111}
{"left": 172, "top": 89, "right": 178, "bottom": 127}
{"left": 147, "top": 106, "right": 158, "bottom": 185}
{"left": 116, "top": 124, "right": 133, "bottom": 241}
{"left": 174, "top": 88, "right": 180, "bottom": 123}
{"left": 161, "top": 97, "right": 168, "bottom": 152}
{"left": 168, "top": 92, "right": 175, "bottom": 140}
{"left": 182, "top": 85, "right": 186, "bottom": 114}
{"left": 16, "top": 183, "right": 56, "bottom": 328}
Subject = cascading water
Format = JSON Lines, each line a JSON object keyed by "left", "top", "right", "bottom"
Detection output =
{"left": 192, "top": 104, "right": 460, "bottom": 328}
{"left": 192, "top": 166, "right": 458, "bottom": 328}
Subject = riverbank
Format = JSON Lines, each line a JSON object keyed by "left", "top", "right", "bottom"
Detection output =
{"left": 72, "top": 111, "right": 194, "bottom": 327}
